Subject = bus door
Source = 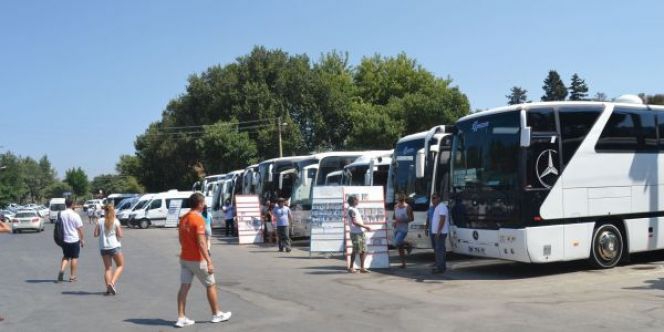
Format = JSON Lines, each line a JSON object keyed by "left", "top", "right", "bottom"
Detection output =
{"left": 524, "top": 108, "right": 561, "bottom": 223}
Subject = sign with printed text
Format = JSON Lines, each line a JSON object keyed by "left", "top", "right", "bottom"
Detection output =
{"left": 235, "top": 195, "right": 263, "bottom": 244}
{"left": 343, "top": 186, "right": 389, "bottom": 269}
{"left": 310, "top": 186, "right": 346, "bottom": 253}
{"left": 165, "top": 199, "right": 182, "bottom": 228}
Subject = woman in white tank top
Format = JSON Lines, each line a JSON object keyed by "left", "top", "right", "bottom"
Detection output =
{"left": 93, "top": 205, "right": 125, "bottom": 295}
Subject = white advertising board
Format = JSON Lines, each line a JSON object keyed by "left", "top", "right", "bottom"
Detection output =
{"left": 235, "top": 195, "right": 263, "bottom": 244}
{"left": 165, "top": 199, "right": 183, "bottom": 228}
{"left": 343, "top": 186, "right": 389, "bottom": 269}
{"left": 309, "top": 186, "right": 346, "bottom": 253}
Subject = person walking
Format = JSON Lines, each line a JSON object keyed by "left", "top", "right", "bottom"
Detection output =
{"left": 431, "top": 193, "right": 449, "bottom": 274}
{"left": 347, "top": 195, "right": 371, "bottom": 273}
{"left": 272, "top": 198, "right": 292, "bottom": 252}
{"left": 222, "top": 199, "right": 235, "bottom": 237}
{"left": 87, "top": 205, "right": 95, "bottom": 225}
{"left": 58, "top": 198, "right": 84, "bottom": 282}
{"left": 393, "top": 194, "right": 414, "bottom": 268}
{"left": 175, "top": 193, "right": 231, "bottom": 328}
{"left": 93, "top": 205, "right": 124, "bottom": 295}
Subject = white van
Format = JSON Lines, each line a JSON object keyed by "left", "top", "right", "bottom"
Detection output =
{"left": 129, "top": 190, "right": 194, "bottom": 229}
{"left": 124, "top": 194, "right": 155, "bottom": 226}
{"left": 48, "top": 198, "right": 66, "bottom": 223}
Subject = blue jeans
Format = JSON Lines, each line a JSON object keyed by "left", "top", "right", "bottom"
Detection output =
{"left": 434, "top": 233, "right": 447, "bottom": 271}
{"left": 429, "top": 233, "right": 436, "bottom": 250}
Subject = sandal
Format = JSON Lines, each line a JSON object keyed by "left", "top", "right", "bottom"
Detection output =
{"left": 69, "top": 276, "right": 78, "bottom": 282}
{"left": 360, "top": 269, "right": 370, "bottom": 273}
{"left": 348, "top": 268, "right": 357, "bottom": 273}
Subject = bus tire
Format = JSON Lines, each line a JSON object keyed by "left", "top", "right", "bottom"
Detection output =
{"left": 590, "top": 223, "right": 624, "bottom": 269}
{"left": 139, "top": 219, "right": 150, "bottom": 229}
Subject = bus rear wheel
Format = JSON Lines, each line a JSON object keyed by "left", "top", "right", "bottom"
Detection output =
{"left": 590, "top": 223, "right": 624, "bottom": 268}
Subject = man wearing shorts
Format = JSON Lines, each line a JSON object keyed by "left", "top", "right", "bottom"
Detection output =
{"left": 175, "top": 192, "right": 231, "bottom": 328}
{"left": 347, "top": 195, "right": 371, "bottom": 273}
{"left": 58, "top": 198, "right": 84, "bottom": 282}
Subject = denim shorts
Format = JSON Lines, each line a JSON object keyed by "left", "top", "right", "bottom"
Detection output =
{"left": 393, "top": 230, "right": 408, "bottom": 247}
{"left": 100, "top": 247, "right": 121, "bottom": 257}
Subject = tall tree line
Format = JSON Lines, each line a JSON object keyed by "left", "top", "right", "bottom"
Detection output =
{"left": 119, "top": 46, "right": 471, "bottom": 192}
{"left": 0, "top": 152, "right": 58, "bottom": 206}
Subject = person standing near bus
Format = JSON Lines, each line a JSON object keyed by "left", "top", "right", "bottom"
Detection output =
{"left": 272, "top": 198, "right": 292, "bottom": 252}
{"left": 393, "top": 194, "right": 414, "bottom": 269}
{"left": 222, "top": 199, "right": 235, "bottom": 237}
{"left": 93, "top": 205, "right": 124, "bottom": 295}
{"left": 425, "top": 194, "right": 441, "bottom": 251}
{"left": 431, "top": 193, "right": 449, "bottom": 274}
{"left": 347, "top": 195, "right": 371, "bottom": 273}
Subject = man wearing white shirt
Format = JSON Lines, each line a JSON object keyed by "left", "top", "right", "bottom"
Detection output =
{"left": 58, "top": 198, "right": 85, "bottom": 282}
{"left": 431, "top": 194, "right": 448, "bottom": 274}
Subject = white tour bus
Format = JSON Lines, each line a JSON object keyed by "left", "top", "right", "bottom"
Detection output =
{"left": 392, "top": 126, "right": 455, "bottom": 248}
{"left": 210, "top": 170, "right": 244, "bottom": 228}
{"left": 449, "top": 96, "right": 664, "bottom": 268}
{"left": 289, "top": 151, "right": 370, "bottom": 237}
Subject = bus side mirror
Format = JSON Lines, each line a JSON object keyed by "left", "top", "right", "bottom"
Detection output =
{"left": 520, "top": 127, "right": 532, "bottom": 147}
{"left": 415, "top": 149, "right": 426, "bottom": 179}
{"left": 520, "top": 109, "right": 531, "bottom": 147}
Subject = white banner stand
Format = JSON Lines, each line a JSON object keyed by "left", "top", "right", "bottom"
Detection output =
{"left": 235, "top": 195, "right": 263, "bottom": 244}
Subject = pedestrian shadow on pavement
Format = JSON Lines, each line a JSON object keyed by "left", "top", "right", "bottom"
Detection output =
{"left": 623, "top": 278, "right": 664, "bottom": 291}
{"left": 25, "top": 279, "right": 58, "bottom": 284}
{"left": 124, "top": 318, "right": 173, "bottom": 327}
{"left": 301, "top": 265, "right": 351, "bottom": 275}
{"left": 61, "top": 291, "right": 107, "bottom": 296}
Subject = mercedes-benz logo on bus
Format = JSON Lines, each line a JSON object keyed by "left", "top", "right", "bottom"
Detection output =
{"left": 472, "top": 231, "right": 479, "bottom": 240}
{"left": 535, "top": 149, "right": 559, "bottom": 189}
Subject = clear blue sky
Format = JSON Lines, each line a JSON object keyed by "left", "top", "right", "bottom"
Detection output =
{"left": 1, "top": 0, "right": 663, "bottom": 178}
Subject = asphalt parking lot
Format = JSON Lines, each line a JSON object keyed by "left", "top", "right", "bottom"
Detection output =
{"left": 1, "top": 213, "right": 664, "bottom": 331}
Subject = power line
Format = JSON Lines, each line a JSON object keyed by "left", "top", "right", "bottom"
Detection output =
{"left": 158, "top": 117, "right": 277, "bottom": 131}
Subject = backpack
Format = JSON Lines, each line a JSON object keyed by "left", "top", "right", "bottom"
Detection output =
{"left": 53, "top": 211, "right": 65, "bottom": 247}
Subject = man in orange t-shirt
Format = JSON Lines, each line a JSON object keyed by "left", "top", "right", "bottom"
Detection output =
{"left": 175, "top": 192, "right": 232, "bottom": 328}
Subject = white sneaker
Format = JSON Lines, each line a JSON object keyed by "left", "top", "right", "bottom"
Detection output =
{"left": 211, "top": 311, "right": 232, "bottom": 323}
{"left": 174, "top": 317, "right": 195, "bottom": 328}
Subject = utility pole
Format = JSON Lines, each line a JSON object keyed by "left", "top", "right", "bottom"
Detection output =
{"left": 277, "top": 116, "right": 283, "bottom": 158}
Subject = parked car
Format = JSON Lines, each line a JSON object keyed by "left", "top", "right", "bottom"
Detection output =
{"left": 37, "top": 205, "right": 49, "bottom": 217}
{"left": 0, "top": 210, "right": 15, "bottom": 222}
{"left": 11, "top": 209, "right": 44, "bottom": 233}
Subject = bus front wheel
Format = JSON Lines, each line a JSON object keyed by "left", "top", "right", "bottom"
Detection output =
{"left": 590, "top": 223, "right": 624, "bottom": 269}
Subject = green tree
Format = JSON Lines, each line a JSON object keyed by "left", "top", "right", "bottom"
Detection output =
{"left": 196, "top": 121, "right": 259, "bottom": 174}
{"left": 38, "top": 156, "right": 57, "bottom": 200}
{"left": 568, "top": 73, "right": 589, "bottom": 101}
{"left": 0, "top": 152, "right": 28, "bottom": 205}
{"left": 345, "top": 102, "right": 403, "bottom": 149}
{"left": 639, "top": 93, "right": 664, "bottom": 105}
{"left": 541, "top": 70, "right": 568, "bottom": 101}
{"left": 506, "top": 86, "right": 528, "bottom": 105}
{"left": 64, "top": 167, "right": 89, "bottom": 198}
{"left": 43, "top": 181, "right": 73, "bottom": 200}
{"left": 593, "top": 92, "right": 608, "bottom": 101}
{"left": 91, "top": 174, "right": 144, "bottom": 195}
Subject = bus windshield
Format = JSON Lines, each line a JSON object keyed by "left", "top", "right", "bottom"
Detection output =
{"left": 290, "top": 160, "right": 318, "bottom": 208}
{"left": 452, "top": 112, "right": 520, "bottom": 189}
{"left": 393, "top": 138, "right": 429, "bottom": 210}
{"left": 343, "top": 165, "right": 369, "bottom": 186}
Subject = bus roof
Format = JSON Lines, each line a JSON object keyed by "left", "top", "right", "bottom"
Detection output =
{"left": 396, "top": 125, "right": 454, "bottom": 144}
{"left": 459, "top": 99, "right": 664, "bottom": 123}
{"left": 258, "top": 155, "right": 308, "bottom": 167}
{"left": 345, "top": 150, "right": 393, "bottom": 168}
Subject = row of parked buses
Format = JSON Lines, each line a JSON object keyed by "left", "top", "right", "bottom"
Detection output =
{"left": 199, "top": 95, "right": 664, "bottom": 269}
